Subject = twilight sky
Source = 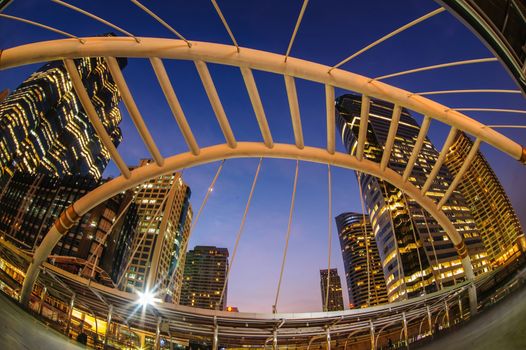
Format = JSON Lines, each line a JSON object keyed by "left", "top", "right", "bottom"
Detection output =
{"left": 1, "top": 0, "right": 525, "bottom": 313}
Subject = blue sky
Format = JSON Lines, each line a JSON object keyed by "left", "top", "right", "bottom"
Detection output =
{"left": 1, "top": 0, "right": 525, "bottom": 313}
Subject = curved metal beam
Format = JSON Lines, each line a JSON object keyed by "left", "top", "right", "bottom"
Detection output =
{"left": 0, "top": 37, "right": 523, "bottom": 162}
{"left": 20, "top": 142, "right": 476, "bottom": 309}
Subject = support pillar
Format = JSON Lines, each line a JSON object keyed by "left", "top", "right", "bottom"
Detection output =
{"left": 369, "top": 320, "right": 375, "bottom": 350}
{"left": 155, "top": 317, "right": 162, "bottom": 350}
{"left": 212, "top": 324, "right": 219, "bottom": 350}
{"left": 326, "top": 327, "right": 331, "bottom": 350}
{"left": 38, "top": 287, "right": 47, "bottom": 315}
{"left": 458, "top": 296, "right": 464, "bottom": 321}
{"left": 104, "top": 305, "right": 113, "bottom": 349}
{"left": 65, "top": 293, "right": 75, "bottom": 335}
{"left": 272, "top": 329, "right": 278, "bottom": 350}
{"left": 459, "top": 247, "right": 477, "bottom": 315}
{"left": 444, "top": 300, "right": 450, "bottom": 328}
{"left": 426, "top": 305, "right": 432, "bottom": 335}
{"left": 402, "top": 311, "right": 408, "bottom": 348}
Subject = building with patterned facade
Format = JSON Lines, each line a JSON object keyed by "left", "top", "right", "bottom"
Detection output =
{"left": 0, "top": 171, "right": 138, "bottom": 285}
{"left": 445, "top": 131, "right": 525, "bottom": 266}
{"left": 320, "top": 268, "right": 345, "bottom": 311}
{"left": 336, "top": 94, "right": 489, "bottom": 302}
{"left": 0, "top": 56, "right": 125, "bottom": 180}
{"left": 336, "top": 212, "right": 388, "bottom": 308}
{"left": 121, "top": 160, "right": 192, "bottom": 304}
{"left": 180, "top": 246, "right": 229, "bottom": 310}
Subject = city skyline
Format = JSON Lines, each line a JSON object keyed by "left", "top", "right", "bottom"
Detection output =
{"left": 0, "top": 0, "right": 525, "bottom": 313}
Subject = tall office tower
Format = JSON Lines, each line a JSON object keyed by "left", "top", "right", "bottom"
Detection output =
{"left": 320, "top": 268, "right": 345, "bottom": 311}
{"left": 0, "top": 56, "right": 126, "bottom": 180}
{"left": 0, "top": 172, "right": 98, "bottom": 250}
{"left": 336, "top": 212, "right": 388, "bottom": 308}
{"left": 122, "top": 160, "right": 192, "bottom": 304}
{"left": 336, "top": 94, "right": 488, "bottom": 302}
{"left": 0, "top": 171, "right": 138, "bottom": 284}
{"left": 180, "top": 246, "right": 229, "bottom": 310}
{"left": 446, "top": 131, "right": 525, "bottom": 266}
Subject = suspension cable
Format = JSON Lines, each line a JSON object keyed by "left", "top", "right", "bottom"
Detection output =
{"left": 329, "top": 7, "right": 445, "bottom": 72}
{"left": 273, "top": 160, "right": 300, "bottom": 313}
{"left": 357, "top": 172, "right": 371, "bottom": 306}
{"left": 211, "top": 0, "right": 239, "bottom": 52}
{"left": 0, "top": 13, "right": 85, "bottom": 43}
{"left": 374, "top": 58, "right": 497, "bottom": 81}
{"left": 217, "top": 158, "right": 263, "bottom": 309}
{"left": 51, "top": 0, "right": 140, "bottom": 42}
{"left": 130, "top": 0, "right": 191, "bottom": 47}
{"left": 416, "top": 89, "right": 520, "bottom": 96}
{"left": 284, "top": 0, "right": 309, "bottom": 62}
{"left": 324, "top": 164, "right": 332, "bottom": 311}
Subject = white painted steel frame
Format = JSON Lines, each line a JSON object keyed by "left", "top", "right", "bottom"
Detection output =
{"left": 21, "top": 143, "right": 478, "bottom": 309}
{"left": 0, "top": 37, "right": 522, "bottom": 162}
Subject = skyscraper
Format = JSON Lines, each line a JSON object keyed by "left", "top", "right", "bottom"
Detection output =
{"left": 121, "top": 160, "right": 192, "bottom": 304}
{"left": 445, "top": 131, "right": 525, "bottom": 266}
{"left": 180, "top": 246, "right": 229, "bottom": 310}
{"left": 336, "top": 212, "right": 388, "bottom": 308}
{"left": 336, "top": 94, "right": 489, "bottom": 302}
{"left": 320, "top": 268, "right": 345, "bottom": 311}
{"left": 0, "top": 56, "right": 125, "bottom": 180}
{"left": 0, "top": 171, "right": 138, "bottom": 285}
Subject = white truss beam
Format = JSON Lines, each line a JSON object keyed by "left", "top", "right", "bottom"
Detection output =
{"left": 105, "top": 57, "right": 164, "bottom": 166}
{"left": 284, "top": 76, "right": 304, "bottom": 149}
{"left": 437, "top": 138, "right": 481, "bottom": 209}
{"left": 356, "top": 95, "right": 371, "bottom": 161}
{"left": 150, "top": 57, "right": 200, "bottom": 155}
{"left": 380, "top": 105, "right": 401, "bottom": 171}
{"left": 403, "top": 115, "right": 431, "bottom": 181}
{"left": 1, "top": 38, "right": 521, "bottom": 162}
{"left": 240, "top": 67, "right": 274, "bottom": 148}
{"left": 194, "top": 60, "right": 237, "bottom": 148}
{"left": 421, "top": 127, "right": 457, "bottom": 195}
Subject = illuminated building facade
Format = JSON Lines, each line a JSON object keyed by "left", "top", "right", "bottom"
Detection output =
{"left": 320, "top": 268, "right": 345, "bottom": 311}
{"left": 180, "top": 246, "right": 229, "bottom": 310}
{"left": 0, "top": 171, "right": 138, "bottom": 285}
{"left": 122, "top": 160, "right": 192, "bottom": 304}
{"left": 336, "top": 94, "right": 488, "bottom": 302}
{"left": 445, "top": 131, "right": 525, "bottom": 266}
{"left": 0, "top": 57, "right": 125, "bottom": 180}
{"left": 336, "top": 212, "right": 388, "bottom": 308}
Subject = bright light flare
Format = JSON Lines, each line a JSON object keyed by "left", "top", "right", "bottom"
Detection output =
{"left": 137, "top": 290, "right": 161, "bottom": 306}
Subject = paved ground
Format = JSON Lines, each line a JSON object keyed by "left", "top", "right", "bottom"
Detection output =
{"left": 0, "top": 286, "right": 525, "bottom": 349}
{"left": 0, "top": 292, "right": 84, "bottom": 349}
{"left": 418, "top": 284, "right": 526, "bottom": 350}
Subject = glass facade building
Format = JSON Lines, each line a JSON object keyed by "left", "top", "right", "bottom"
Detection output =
{"left": 445, "top": 131, "right": 525, "bottom": 266}
{"left": 121, "top": 160, "right": 192, "bottom": 304}
{"left": 336, "top": 212, "right": 388, "bottom": 308}
{"left": 180, "top": 246, "right": 229, "bottom": 310}
{"left": 336, "top": 94, "right": 489, "bottom": 302}
{"left": 0, "top": 57, "right": 125, "bottom": 180}
{"left": 320, "top": 268, "right": 345, "bottom": 311}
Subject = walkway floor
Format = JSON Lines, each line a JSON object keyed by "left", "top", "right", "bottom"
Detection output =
{"left": 0, "top": 292, "right": 84, "bottom": 349}
{"left": 418, "top": 284, "right": 526, "bottom": 350}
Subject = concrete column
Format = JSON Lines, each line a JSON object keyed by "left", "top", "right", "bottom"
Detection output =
{"left": 326, "top": 327, "right": 331, "bottom": 350}
{"left": 426, "top": 305, "right": 432, "bottom": 335}
{"left": 104, "top": 304, "right": 113, "bottom": 349}
{"left": 369, "top": 320, "right": 375, "bottom": 350}
{"left": 155, "top": 317, "right": 162, "bottom": 350}
{"left": 272, "top": 329, "right": 278, "bottom": 350}
{"left": 402, "top": 311, "right": 408, "bottom": 347}
{"left": 38, "top": 287, "right": 47, "bottom": 315}
{"left": 212, "top": 324, "right": 219, "bottom": 350}
{"left": 444, "top": 300, "right": 450, "bottom": 328}
{"left": 65, "top": 294, "right": 75, "bottom": 335}
{"left": 458, "top": 296, "right": 464, "bottom": 321}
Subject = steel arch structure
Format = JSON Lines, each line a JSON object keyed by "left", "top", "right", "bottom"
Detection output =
{"left": 1, "top": 37, "right": 523, "bottom": 316}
